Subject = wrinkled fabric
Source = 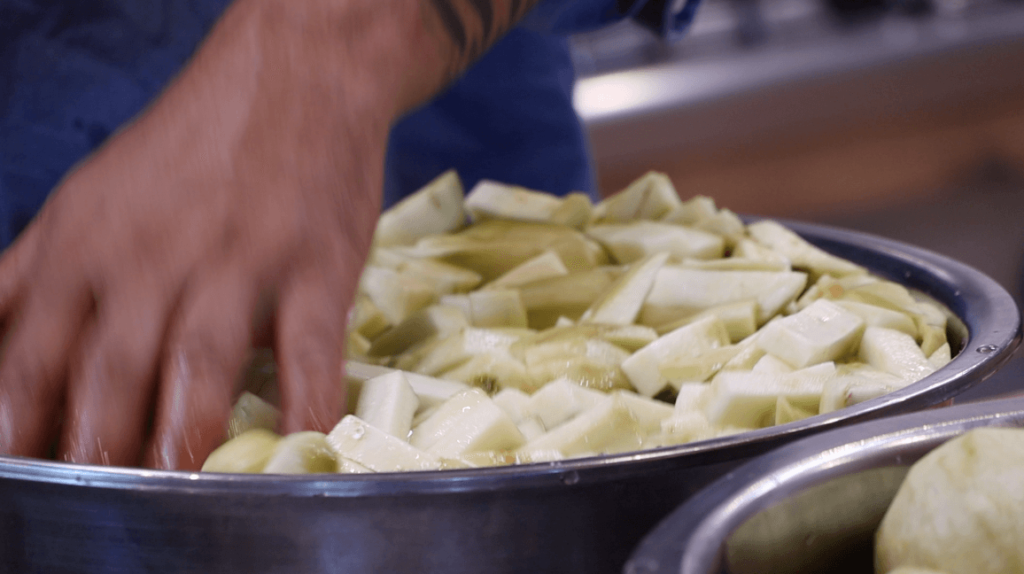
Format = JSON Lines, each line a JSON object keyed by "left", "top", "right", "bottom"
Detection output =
{"left": 0, "top": 0, "right": 234, "bottom": 247}
{"left": 383, "top": 27, "right": 591, "bottom": 207}
{"left": 0, "top": 0, "right": 700, "bottom": 249}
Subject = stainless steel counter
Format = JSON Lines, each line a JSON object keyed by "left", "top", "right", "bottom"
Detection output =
{"left": 573, "top": 0, "right": 1024, "bottom": 129}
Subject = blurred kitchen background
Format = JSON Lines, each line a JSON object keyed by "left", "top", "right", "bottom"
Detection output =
{"left": 570, "top": 0, "right": 1024, "bottom": 401}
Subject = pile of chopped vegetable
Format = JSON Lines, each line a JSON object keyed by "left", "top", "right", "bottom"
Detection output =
{"left": 203, "top": 171, "right": 953, "bottom": 474}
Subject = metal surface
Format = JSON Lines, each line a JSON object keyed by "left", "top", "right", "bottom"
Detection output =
{"left": 0, "top": 222, "right": 1020, "bottom": 574}
{"left": 573, "top": 0, "right": 1024, "bottom": 187}
{"left": 572, "top": 0, "right": 1024, "bottom": 126}
{"left": 626, "top": 395, "right": 1024, "bottom": 574}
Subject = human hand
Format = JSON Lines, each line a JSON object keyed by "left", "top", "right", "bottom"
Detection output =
{"left": 0, "top": 0, "right": 540, "bottom": 470}
{"left": 0, "top": 0, "right": 404, "bottom": 470}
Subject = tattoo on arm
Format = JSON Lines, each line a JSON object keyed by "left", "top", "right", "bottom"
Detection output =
{"left": 426, "top": 0, "right": 542, "bottom": 77}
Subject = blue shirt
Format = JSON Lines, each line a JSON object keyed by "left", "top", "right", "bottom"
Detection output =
{"left": 0, "top": 0, "right": 700, "bottom": 250}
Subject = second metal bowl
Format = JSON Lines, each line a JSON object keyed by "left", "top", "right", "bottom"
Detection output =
{"left": 626, "top": 394, "right": 1024, "bottom": 574}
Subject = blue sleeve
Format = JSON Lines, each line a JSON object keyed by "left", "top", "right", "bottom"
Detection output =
{"left": 384, "top": 27, "right": 595, "bottom": 207}
{"left": 520, "top": 0, "right": 701, "bottom": 37}
{"left": 0, "top": 0, "right": 232, "bottom": 249}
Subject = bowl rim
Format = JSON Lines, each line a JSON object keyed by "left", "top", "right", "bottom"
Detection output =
{"left": 625, "top": 395, "right": 1024, "bottom": 574}
{"left": 0, "top": 220, "right": 1019, "bottom": 496}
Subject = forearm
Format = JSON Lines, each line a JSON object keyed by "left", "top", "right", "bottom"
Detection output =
{"left": 421, "top": 0, "right": 541, "bottom": 83}
{"left": 99, "top": 0, "right": 544, "bottom": 245}
{"left": 175, "top": 0, "right": 544, "bottom": 124}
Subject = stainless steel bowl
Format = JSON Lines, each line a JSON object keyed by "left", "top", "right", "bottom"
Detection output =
{"left": 626, "top": 395, "right": 1024, "bottom": 574}
{"left": 0, "top": 221, "right": 1020, "bottom": 574}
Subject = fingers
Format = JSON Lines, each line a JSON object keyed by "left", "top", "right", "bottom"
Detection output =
{"left": 0, "top": 284, "right": 91, "bottom": 457}
{"left": 57, "top": 285, "right": 171, "bottom": 466}
{"left": 145, "top": 269, "right": 258, "bottom": 471}
{"left": 275, "top": 264, "right": 346, "bottom": 435}
{"left": 0, "top": 224, "right": 41, "bottom": 316}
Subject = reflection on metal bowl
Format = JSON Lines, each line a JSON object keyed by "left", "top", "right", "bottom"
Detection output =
{"left": 0, "top": 221, "right": 1019, "bottom": 574}
{"left": 626, "top": 396, "right": 1024, "bottom": 574}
